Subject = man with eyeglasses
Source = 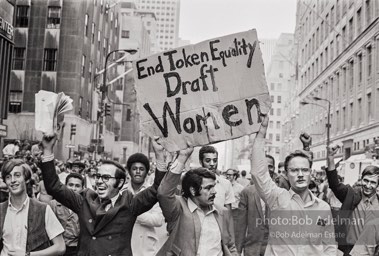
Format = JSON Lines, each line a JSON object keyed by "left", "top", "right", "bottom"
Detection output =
{"left": 39, "top": 135, "right": 168, "bottom": 256}
{"left": 249, "top": 116, "right": 336, "bottom": 255}
{"left": 326, "top": 146, "right": 379, "bottom": 256}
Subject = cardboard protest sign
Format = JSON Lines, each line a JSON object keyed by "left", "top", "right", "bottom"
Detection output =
{"left": 133, "top": 29, "right": 271, "bottom": 152}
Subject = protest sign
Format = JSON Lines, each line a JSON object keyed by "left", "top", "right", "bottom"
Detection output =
{"left": 133, "top": 29, "right": 271, "bottom": 151}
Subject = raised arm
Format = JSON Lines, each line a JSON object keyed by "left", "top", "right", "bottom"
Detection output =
{"left": 40, "top": 135, "right": 83, "bottom": 213}
{"left": 157, "top": 144, "right": 193, "bottom": 224}
{"left": 130, "top": 137, "right": 168, "bottom": 216}
{"left": 250, "top": 115, "right": 282, "bottom": 208}
{"left": 325, "top": 145, "right": 349, "bottom": 202}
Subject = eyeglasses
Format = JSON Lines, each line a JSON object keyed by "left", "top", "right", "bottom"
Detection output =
{"left": 287, "top": 168, "right": 311, "bottom": 175}
{"left": 94, "top": 174, "right": 116, "bottom": 182}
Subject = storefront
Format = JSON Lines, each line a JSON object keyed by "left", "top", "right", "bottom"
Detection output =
{"left": 0, "top": 1, "right": 15, "bottom": 156}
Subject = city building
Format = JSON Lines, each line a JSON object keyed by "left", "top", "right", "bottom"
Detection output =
{"left": 0, "top": 0, "right": 15, "bottom": 155}
{"left": 111, "top": 0, "right": 154, "bottom": 163}
{"left": 265, "top": 33, "right": 295, "bottom": 164}
{"left": 260, "top": 38, "right": 278, "bottom": 73}
{"left": 284, "top": 0, "right": 379, "bottom": 169}
{"left": 6, "top": 0, "right": 121, "bottom": 160}
{"left": 135, "top": 0, "right": 181, "bottom": 51}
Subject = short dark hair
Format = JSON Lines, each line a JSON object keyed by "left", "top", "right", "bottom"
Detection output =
{"left": 226, "top": 168, "right": 239, "bottom": 179}
{"left": 1, "top": 159, "right": 32, "bottom": 182}
{"left": 308, "top": 180, "right": 318, "bottom": 190}
{"left": 284, "top": 151, "right": 313, "bottom": 171}
{"left": 65, "top": 172, "right": 85, "bottom": 186}
{"left": 265, "top": 154, "right": 275, "bottom": 167}
{"left": 361, "top": 165, "right": 379, "bottom": 181}
{"left": 182, "top": 168, "right": 216, "bottom": 198}
{"left": 101, "top": 160, "right": 126, "bottom": 188}
{"left": 126, "top": 153, "right": 150, "bottom": 175}
{"left": 199, "top": 145, "right": 218, "bottom": 163}
{"left": 241, "top": 170, "right": 247, "bottom": 177}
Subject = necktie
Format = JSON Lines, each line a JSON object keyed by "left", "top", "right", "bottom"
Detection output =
{"left": 97, "top": 199, "right": 112, "bottom": 216}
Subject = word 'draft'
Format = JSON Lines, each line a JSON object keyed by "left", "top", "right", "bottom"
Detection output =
{"left": 133, "top": 29, "right": 271, "bottom": 152}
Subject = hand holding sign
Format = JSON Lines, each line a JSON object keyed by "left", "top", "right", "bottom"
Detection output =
{"left": 134, "top": 30, "right": 271, "bottom": 151}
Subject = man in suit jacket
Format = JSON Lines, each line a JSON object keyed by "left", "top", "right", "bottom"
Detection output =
{"left": 156, "top": 146, "right": 237, "bottom": 256}
{"left": 235, "top": 184, "right": 269, "bottom": 256}
{"left": 326, "top": 148, "right": 379, "bottom": 255}
{"left": 40, "top": 135, "right": 167, "bottom": 256}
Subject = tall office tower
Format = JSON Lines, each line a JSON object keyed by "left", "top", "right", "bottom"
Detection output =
{"left": 7, "top": 0, "right": 121, "bottom": 160}
{"left": 264, "top": 33, "right": 295, "bottom": 164}
{"left": 135, "top": 0, "right": 180, "bottom": 51}
{"left": 285, "top": 0, "right": 379, "bottom": 169}
{"left": 260, "top": 39, "right": 278, "bottom": 74}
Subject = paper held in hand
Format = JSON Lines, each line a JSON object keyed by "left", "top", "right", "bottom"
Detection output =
{"left": 35, "top": 90, "right": 73, "bottom": 136}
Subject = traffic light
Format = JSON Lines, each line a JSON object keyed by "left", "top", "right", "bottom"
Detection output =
{"left": 105, "top": 103, "right": 111, "bottom": 116}
{"left": 70, "top": 124, "right": 76, "bottom": 138}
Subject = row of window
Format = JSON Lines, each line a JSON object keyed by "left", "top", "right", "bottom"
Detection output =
{"left": 269, "top": 108, "right": 281, "bottom": 116}
{"left": 15, "top": 5, "right": 61, "bottom": 28}
{"left": 140, "top": 0, "right": 177, "bottom": 4}
{"left": 302, "top": 91, "right": 374, "bottom": 136}
{"left": 270, "top": 83, "right": 283, "bottom": 91}
{"left": 270, "top": 95, "right": 282, "bottom": 104}
{"left": 12, "top": 48, "right": 58, "bottom": 71}
{"left": 269, "top": 121, "right": 282, "bottom": 129}
{"left": 300, "top": 0, "right": 373, "bottom": 68}
{"left": 268, "top": 133, "right": 281, "bottom": 142}
{"left": 301, "top": 41, "right": 375, "bottom": 99}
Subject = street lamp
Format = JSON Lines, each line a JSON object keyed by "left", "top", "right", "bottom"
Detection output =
{"left": 300, "top": 96, "right": 331, "bottom": 160}
{"left": 96, "top": 49, "right": 137, "bottom": 159}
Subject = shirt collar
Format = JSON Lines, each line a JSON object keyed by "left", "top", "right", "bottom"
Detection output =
{"left": 187, "top": 197, "right": 218, "bottom": 215}
{"left": 126, "top": 180, "right": 150, "bottom": 195}
{"left": 8, "top": 196, "right": 29, "bottom": 211}
{"left": 362, "top": 193, "right": 377, "bottom": 205}
{"left": 110, "top": 193, "right": 121, "bottom": 207}
{"left": 289, "top": 188, "right": 318, "bottom": 207}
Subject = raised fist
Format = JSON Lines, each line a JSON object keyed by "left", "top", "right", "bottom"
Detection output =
{"left": 300, "top": 132, "right": 312, "bottom": 149}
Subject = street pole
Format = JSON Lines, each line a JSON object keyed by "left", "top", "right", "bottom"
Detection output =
{"left": 96, "top": 49, "right": 137, "bottom": 160}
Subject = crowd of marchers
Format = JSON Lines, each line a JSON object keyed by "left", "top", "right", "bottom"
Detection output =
{"left": 0, "top": 115, "right": 379, "bottom": 256}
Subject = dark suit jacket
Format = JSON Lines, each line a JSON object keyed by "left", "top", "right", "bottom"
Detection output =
{"left": 326, "top": 169, "right": 377, "bottom": 253}
{"left": 235, "top": 184, "right": 269, "bottom": 256}
{"left": 41, "top": 160, "right": 165, "bottom": 256}
{"left": 156, "top": 171, "right": 237, "bottom": 256}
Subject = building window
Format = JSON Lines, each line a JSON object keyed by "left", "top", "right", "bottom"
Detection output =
{"left": 126, "top": 108, "right": 132, "bottom": 121}
{"left": 269, "top": 133, "right": 273, "bottom": 141}
{"left": 84, "top": 14, "right": 89, "bottom": 36}
{"left": 367, "top": 93, "right": 372, "bottom": 120}
{"left": 47, "top": 7, "right": 61, "bottom": 29}
{"left": 86, "top": 101, "right": 90, "bottom": 119}
{"left": 358, "top": 53, "right": 362, "bottom": 84}
{"left": 367, "top": 45, "right": 372, "bottom": 77}
{"left": 277, "top": 108, "right": 281, "bottom": 116}
{"left": 357, "top": 8, "right": 362, "bottom": 34}
{"left": 43, "top": 49, "right": 57, "bottom": 71}
{"left": 279, "top": 73, "right": 283, "bottom": 78}
{"left": 98, "top": 31, "right": 101, "bottom": 49}
{"left": 12, "top": 48, "right": 26, "bottom": 70}
{"left": 366, "top": 0, "right": 371, "bottom": 25}
{"left": 350, "top": 103, "right": 354, "bottom": 128}
{"left": 276, "top": 134, "right": 280, "bottom": 142}
{"left": 276, "top": 121, "right": 281, "bottom": 129}
{"left": 270, "top": 108, "right": 274, "bottom": 115}
{"left": 15, "top": 5, "right": 29, "bottom": 27}
{"left": 81, "top": 55, "right": 86, "bottom": 77}
{"left": 270, "top": 83, "right": 275, "bottom": 90}
{"left": 79, "top": 97, "right": 83, "bottom": 117}
{"left": 91, "top": 23, "right": 95, "bottom": 43}
{"left": 89, "top": 61, "right": 93, "bottom": 82}
{"left": 121, "top": 30, "right": 130, "bottom": 38}
{"left": 358, "top": 98, "right": 362, "bottom": 125}
{"left": 277, "top": 96, "right": 282, "bottom": 103}
{"left": 349, "top": 60, "right": 354, "bottom": 90}
{"left": 271, "top": 95, "right": 274, "bottom": 102}
{"left": 349, "top": 17, "right": 354, "bottom": 42}
{"left": 9, "top": 101, "right": 22, "bottom": 113}
{"left": 269, "top": 121, "right": 273, "bottom": 128}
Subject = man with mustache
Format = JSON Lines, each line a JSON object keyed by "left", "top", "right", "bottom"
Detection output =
{"left": 39, "top": 135, "right": 168, "bottom": 256}
{"left": 199, "top": 145, "right": 235, "bottom": 210}
{"left": 326, "top": 147, "right": 379, "bottom": 255}
{"left": 156, "top": 145, "right": 238, "bottom": 256}
{"left": 249, "top": 116, "right": 336, "bottom": 255}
